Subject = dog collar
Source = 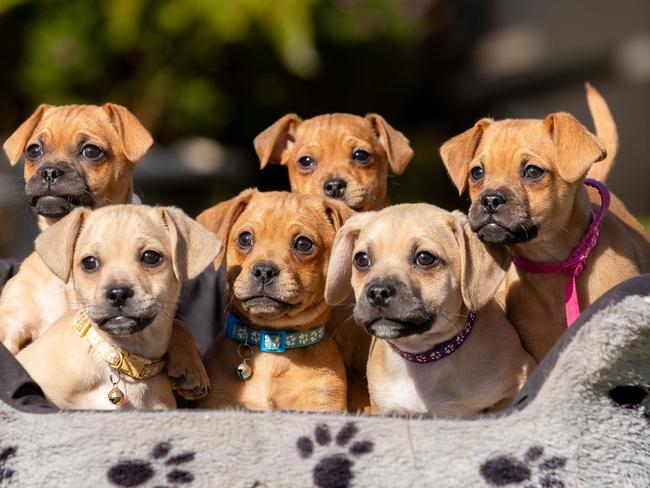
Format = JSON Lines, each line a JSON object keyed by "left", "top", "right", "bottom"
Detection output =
{"left": 388, "top": 311, "right": 477, "bottom": 363}
{"left": 72, "top": 310, "right": 167, "bottom": 380}
{"left": 225, "top": 314, "right": 326, "bottom": 353}
{"left": 513, "top": 178, "right": 610, "bottom": 327}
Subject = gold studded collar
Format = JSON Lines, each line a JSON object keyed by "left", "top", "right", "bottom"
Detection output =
{"left": 72, "top": 310, "right": 167, "bottom": 380}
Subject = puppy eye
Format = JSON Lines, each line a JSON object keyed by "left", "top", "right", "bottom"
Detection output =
{"left": 293, "top": 235, "right": 314, "bottom": 254}
{"left": 469, "top": 165, "right": 484, "bottom": 181}
{"left": 523, "top": 164, "right": 545, "bottom": 181}
{"left": 414, "top": 251, "right": 438, "bottom": 268}
{"left": 81, "top": 144, "right": 104, "bottom": 161}
{"left": 141, "top": 250, "right": 163, "bottom": 267}
{"left": 81, "top": 256, "right": 100, "bottom": 272}
{"left": 25, "top": 144, "right": 43, "bottom": 161}
{"left": 237, "top": 231, "right": 254, "bottom": 250}
{"left": 354, "top": 252, "right": 371, "bottom": 270}
{"left": 351, "top": 149, "right": 371, "bottom": 164}
{"left": 297, "top": 156, "right": 316, "bottom": 170}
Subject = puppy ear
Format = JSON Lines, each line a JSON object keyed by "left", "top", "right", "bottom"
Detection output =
{"left": 365, "top": 113, "right": 414, "bottom": 175}
{"left": 544, "top": 112, "right": 606, "bottom": 183}
{"left": 3, "top": 104, "right": 51, "bottom": 166}
{"left": 254, "top": 114, "right": 302, "bottom": 169}
{"left": 35, "top": 207, "right": 88, "bottom": 283}
{"left": 196, "top": 188, "right": 256, "bottom": 268}
{"left": 322, "top": 198, "right": 355, "bottom": 232}
{"left": 325, "top": 211, "right": 376, "bottom": 305}
{"left": 102, "top": 103, "right": 154, "bottom": 163}
{"left": 449, "top": 211, "right": 511, "bottom": 311}
{"left": 159, "top": 207, "right": 222, "bottom": 282}
{"left": 439, "top": 118, "right": 492, "bottom": 194}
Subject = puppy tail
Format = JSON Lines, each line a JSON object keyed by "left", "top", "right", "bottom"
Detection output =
{"left": 585, "top": 82, "right": 618, "bottom": 182}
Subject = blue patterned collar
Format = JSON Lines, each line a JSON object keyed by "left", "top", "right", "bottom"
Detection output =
{"left": 225, "top": 314, "right": 326, "bottom": 353}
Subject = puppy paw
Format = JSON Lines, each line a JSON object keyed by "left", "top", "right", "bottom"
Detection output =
{"left": 167, "top": 320, "right": 210, "bottom": 400}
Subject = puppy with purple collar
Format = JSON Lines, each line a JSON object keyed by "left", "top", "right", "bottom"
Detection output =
{"left": 326, "top": 204, "right": 535, "bottom": 416}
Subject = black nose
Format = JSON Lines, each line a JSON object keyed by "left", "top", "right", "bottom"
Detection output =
{"left": 480, "top": 192, "right": 506, "bottom": 214}
{"left": 367, "top": 283, "right": 396, "bottom": 308}
{"left": 106, "top": 286, "right": 134, "bottom": 307}
{"left": 323, "top": 178, "right": 347, "bottom": 199}
{"left": 252, "top": 262, "right": 279, "bottom": 286}
{"left": 41, "top": 167, "right": 62, "bottom": 186}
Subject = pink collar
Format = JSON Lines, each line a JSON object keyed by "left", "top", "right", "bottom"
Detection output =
{"left": 513, "top": 178, "right": 610, "bottom": 327}
{"left": 388, "top": 311, "right": 476, "bottom": 363}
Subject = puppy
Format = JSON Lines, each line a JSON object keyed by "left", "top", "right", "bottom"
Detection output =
{"left": 326, "top": 204, "right": 535, "bottom": 416}
{"left": 254, "top": 113, "right": 414, "bottom": 211}
{"left": 0, "top": 104, "right": 209, "bottom": 399}
{"left": 196, "top": 190, "right": 352, "bottom": 412}
{"left": 440, "top": 86, "right": 650, "bottom": 362}
{"left": 255, "top": 113, "right": 412, "bottom": 390}
{"left": 15, "top": 205, "right": 220, "bottom": 409}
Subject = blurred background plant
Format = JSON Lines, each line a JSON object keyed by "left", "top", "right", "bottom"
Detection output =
{"left": 0, "top": 0, "right": 648, "bottom": 255}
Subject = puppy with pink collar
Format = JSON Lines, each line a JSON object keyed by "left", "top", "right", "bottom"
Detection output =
{"left": 326, "top": 204, "right": 535, "bottom": 416}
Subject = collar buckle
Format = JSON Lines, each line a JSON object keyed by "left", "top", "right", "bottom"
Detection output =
{"left": 259, "top": 330, "right": 286, "bottom": 353}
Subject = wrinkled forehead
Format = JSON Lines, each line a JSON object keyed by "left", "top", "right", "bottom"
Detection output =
{"left": 478, "top": 119, "right": 555, "bottom": 163}
{"left": 357, "top": 207, "right": 458, "bottom": 260}
{"left": 32, "top": 106, "right": 118, "bottom": 145}
{"left": 76, "top": 208, "right": 169, "bottom": 252}
{"left": 295, "top": 115, "right": 378, "bottom": 149}
{"left": 234, "top": 194, "right": 334, "bottom": 242}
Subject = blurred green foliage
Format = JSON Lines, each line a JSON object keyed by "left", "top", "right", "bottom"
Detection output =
{"left": 0, "top": 0, "right": 430, "bottom": 141}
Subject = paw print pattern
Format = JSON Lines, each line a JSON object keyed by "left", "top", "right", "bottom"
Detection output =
{"left": 609, "top": 385, "right": 649, "bottom": 423}
{"left": 107, "top": 442, "right": 195, "bottom": 487}
{"left": 0, "top": 445, "right": 17, "bottom": 485}
{"left": 297, "top": 423, "right": 373, "bottom": 488}
{"left": 480, "top": 445, "right": 567, "bottom": 487}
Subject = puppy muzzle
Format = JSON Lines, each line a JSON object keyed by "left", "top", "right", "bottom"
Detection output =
{"left": 354, "top": 278, "right": 434, "bottom": 339}
{"left": 96, "top": 315, "right": 155, "bottom": 336}
{"left": 468, "top": 189, "right": 539, "bottom": 244}
{"left": 24, "top": 161, "right": 94, "bottom": 218}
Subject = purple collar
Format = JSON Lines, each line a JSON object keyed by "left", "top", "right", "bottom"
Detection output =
{"left": 388, "top": 311, "right": 477, "bottom": 363}
{"left": 512, "top": 178, "right": 610, "bottom": 327}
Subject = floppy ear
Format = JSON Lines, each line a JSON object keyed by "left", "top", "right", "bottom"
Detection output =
{"left": 254, "top": 114, "right": 302, "bottom": 169}
{"left": 449, "top": 211, "right": 511, "bottom": 311}
{"left": 325, "top": 211, "right": 376, "bottom": 305}
{"left": 439, "top": 118, "right": 492, "bottom": 194}
{"left": 196, "top": 188, "right": 256, "bottom": 268}
{"left": 35, "top": 207, "right": 89, "bottom": 283}
{"left": 322, "top": 198, "right": 355, "bottom": 233}
{"left": 3, "top": 104, "right": 51, "bottom": 166}
{"left": 544, "top": 112, "right": 606, "bottom": 183}
{"left": 365, "top": 113, "right": 414, "bottom": 175}
{"left": 102, "top": 103, "right": 154, "bottom": 163}
{"left": 159, "top": 207, "right": 222, "bottom": 282}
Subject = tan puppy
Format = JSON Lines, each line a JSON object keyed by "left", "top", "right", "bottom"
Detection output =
{"left": 15, "top": 205, "right": 220, "bottom": 409}
{"left": 196, "top": 190, "right": 352, "bottom": 412}
{"left": 0, "top": 104, "right": 209, "bottom": 399}
{"left": 326, "top": 204, "right": 535, "bottom": 416}
{"left": 440, "top": 89, "right": 650, "bottom": 362}
{"left": 254, "top": 113, "right": 414, "bottom": 211}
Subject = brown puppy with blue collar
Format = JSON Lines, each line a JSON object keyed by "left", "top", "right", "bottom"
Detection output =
{"left": 255, "top": 113, "right": 412, "bottom": 399}
{"left": 326, "top": 204, "right": 535, "bottom": 415}
{"left": 0, "top": 104, "right": 208, "bottom": 398}
{"left": 440, "top": 85, "right": 650, "bottom": 362}
{"left": 196, "top": 190, "right": 352, "bottom": 411}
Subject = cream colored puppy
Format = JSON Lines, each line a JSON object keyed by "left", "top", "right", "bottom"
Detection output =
{"left": 326, "top": 204, "right": 535, "bottom": 416}
{"left": 16, "top": 205, "right": 220, "bottom": 410}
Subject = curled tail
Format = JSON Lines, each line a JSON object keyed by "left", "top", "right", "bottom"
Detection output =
{"left": 586, "top": 83, "right": 618, "bottom": 182}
